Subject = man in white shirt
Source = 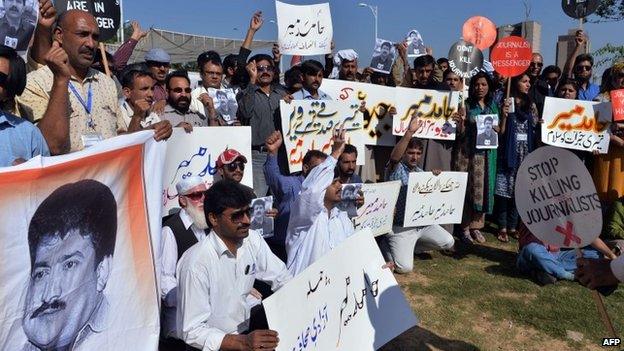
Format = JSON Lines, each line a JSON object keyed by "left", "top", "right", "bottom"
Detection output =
{"left": 177, "top": 180, "right": 290, "bottom": 351}
{"left": 286, "top": 128, "right": 358, "bottom": 276}
{"left": 118, "top": 69, "right": 172, "bottom": 141}
{"left": 160, "top": 176, "right": 208, "bottom": 348}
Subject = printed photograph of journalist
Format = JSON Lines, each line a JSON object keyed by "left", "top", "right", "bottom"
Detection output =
{"left": 18, "top": 179, "right": 117, "bottom": 351}
{"left": 476, "top": 114, "right": 499, "bottom": 149}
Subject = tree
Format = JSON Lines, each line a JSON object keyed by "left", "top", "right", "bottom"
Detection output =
{"left": 589, "top": 0, "right": 624, "bottom": 69}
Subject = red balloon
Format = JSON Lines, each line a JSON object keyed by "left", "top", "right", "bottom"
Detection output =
{"left": 491, "top": 36, "right": 533, "bottom": 78}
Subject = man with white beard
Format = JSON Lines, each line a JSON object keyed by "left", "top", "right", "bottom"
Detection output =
{"left": 160, "top": 176, "right": 209, "bottom": 348}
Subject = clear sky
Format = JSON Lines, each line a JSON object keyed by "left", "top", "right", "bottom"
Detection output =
{"left": 123, "top": 0, "right": 622, "bottom": 72}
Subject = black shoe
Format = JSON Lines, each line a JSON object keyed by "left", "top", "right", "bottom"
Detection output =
{"left": 530, "top": 269, "right": 557, "bottom": 286}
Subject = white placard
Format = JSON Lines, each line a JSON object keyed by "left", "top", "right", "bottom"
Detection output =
{"left": 403, "top": 172, "right": 468, "bottom": 227}
{"left": 320, "top": 79, "right": 396, "bottom": 146}
{"left": 515, "top": 146, "right": 602, "bottom": 248}
{"left": 263, "top": 228, "right": 418, "bottom": 351}
{"left": 393, "top": 87, "right": 460, "bottom": 140}
{"left": 162, "top": 127, "right": 253, "bottom": 215}
{"left": 280, "top": 100, "right": 364, "bottom": 173}
{"left": 541, "top": 96, "right": 612, "bottom": 154}
{"left": 354, "top": 181, "right": 401, "bottom": 236}
{"left": 276, "top": 1, "right": 333, "bottom": 56}
{"left": 0, "top": 131, "right": 162, "bottom": 350}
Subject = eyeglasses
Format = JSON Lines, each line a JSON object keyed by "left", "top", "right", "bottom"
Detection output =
{"left": 575, "top": 65, "right": 592, "bottom": 72}
{"left": 171, "top": 87, "right": 192, "bottom": 93}
{"left": 257, "top": 65, "right": 273, "bottom": 73}
{"left": 183, "top": 191, "right": 205, "bottom": 201}
{"left": 225, "top": 162, "right": 245, "bottom": 172}
{"left": 529, "top": 62, "right": 543, "bottom": 68}
{"left": 225, "top": 207, "right": 253, "bottom": 223}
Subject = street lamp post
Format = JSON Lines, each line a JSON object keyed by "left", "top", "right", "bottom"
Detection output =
{"left": 358, "top": 2, "right": 378, "bottom": 40}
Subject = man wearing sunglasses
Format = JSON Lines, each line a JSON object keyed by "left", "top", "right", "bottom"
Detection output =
{"left": 238, "top": 53, "right": 293, "bottom": 198}
{"left": 527, "top": 53, "right": 551, "bottom": 115}
{"left": 177, "top": 180, "right": 290, "bottom": 351}
{"left": 160, "top": 176, "right": 209, "bottom": 349}
{"left": 144, "top": 48, "right": 170, "bottom": 103}
{"left": 563, "top": 30, "right": 599, "bottom": 101}
{"left": 216, "top": 148, "right": 248, "bottom": 183}
{"left": 161, "top": 70, "right": 210, "bottom": 132}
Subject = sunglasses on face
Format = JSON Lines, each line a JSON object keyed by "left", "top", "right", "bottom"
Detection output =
{"left": 183, "top": 191, "right": 205, "bottom": 201}
{"left": 226, "top": 207, "right": 253, "bottom": 223}
{"left": 225, "top": 161, "right": 245, "bottom": 172}
{"left": 257, "top": 65, "right": 273, "bottom": 73}
{"left": 147, "top": 61, "right": 170, "bottom": 69}
{"left": 575, "top": 65, "right": 592, "bottom": 72}
{"left": 530, "top": 62, "right": 543, "bottom": 68}
{"left": 171, "top": 87, "right": 192, "bottom": 93}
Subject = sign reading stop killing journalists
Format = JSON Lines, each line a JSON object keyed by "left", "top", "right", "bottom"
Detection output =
{"left": 515, "top": 146, "right": 602, "bottom": 248}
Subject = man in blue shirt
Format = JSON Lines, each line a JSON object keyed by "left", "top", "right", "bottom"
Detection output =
{"left": 563, "top": 31, "right": 600, "bottom": 101}
{"left": 0, "top": 45, "right": 49, "bottom": 167}
{"left": 291, "top": 60, "right": 331, "bottom": 101}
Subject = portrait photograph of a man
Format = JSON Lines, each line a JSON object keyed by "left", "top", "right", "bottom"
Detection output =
{"left": 20, "top": 179, "right": 117, "bottom": 351}
{"left": 0, "top": 0, "right": 37, "bottom": 52}
{"left": 476, "top": 114, "right": 499, "bottom": 149}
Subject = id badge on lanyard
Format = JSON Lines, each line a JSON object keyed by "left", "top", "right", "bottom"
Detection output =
{"left": 70, "top": 82, "right": 102, "bottom": 148}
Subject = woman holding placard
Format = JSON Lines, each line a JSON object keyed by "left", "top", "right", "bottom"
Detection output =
{"left": 592, "top": 62, "right": 624, "bottom": 205}
{"left": 494, "top": 73, "right": 538, "bottom": 242}
{"left": 456, "top": 72, "right": 508, "bottom": 243}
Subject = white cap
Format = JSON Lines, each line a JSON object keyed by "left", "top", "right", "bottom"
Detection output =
{"left": 330, "top": 49, "right": 359, "bottom": 78}
{"left": 176, "top": 176, "right": 204, "bottom": 195}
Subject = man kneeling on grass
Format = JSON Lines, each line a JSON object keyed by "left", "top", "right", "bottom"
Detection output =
{"left": 516, "top": 222, "right": 617, "bottom": 285}
{"left": 383, "top": 115, "right": 455, "bottom": 274}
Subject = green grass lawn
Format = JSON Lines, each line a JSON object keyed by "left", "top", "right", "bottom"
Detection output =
{"left": 380, "top": 233, "right": 624, "bottom": 351}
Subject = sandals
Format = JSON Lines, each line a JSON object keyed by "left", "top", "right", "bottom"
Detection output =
{"left": 460, "top": 230, "right": 474, "bottom": 245}
{"left": 470, "top": 230, "right": 486, "bottom": 243}
{"left": 497, "top": 230, "right": 510, "bottom": 243}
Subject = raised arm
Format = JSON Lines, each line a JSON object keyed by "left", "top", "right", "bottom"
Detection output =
{"left": 113, "top": 21, "right": 149, "bottom": 73}
{"left": 31, "top": 0, "right": 56, "bottom": 65}
{"left": 388, "top": 115, "right": 420, "bottom": 171}
{"left": 563, "top": 30, "right": 586, "bottom": 79}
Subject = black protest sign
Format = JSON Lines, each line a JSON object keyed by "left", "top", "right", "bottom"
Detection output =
{"left": 447, "top": 40, "right": 483, "bottom": 79}
{"left": 55, "top": 0, "right": 120, "bottom": 41}
{"left": 561, "top": 0, "right": 600, "bottom": 19}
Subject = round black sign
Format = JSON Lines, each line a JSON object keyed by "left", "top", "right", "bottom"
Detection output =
{"left": 561, "top": 0, "right": 600, "bottom": 19}
{"left": 55, "top": 0, "right": 121, "bottom": 41}
{"left": 447, "top": 40, "right": 484, "bottom": 79}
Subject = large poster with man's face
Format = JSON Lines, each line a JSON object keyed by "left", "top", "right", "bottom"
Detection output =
{"left": 0, "top": 132, "right": 163, "bottom": 350}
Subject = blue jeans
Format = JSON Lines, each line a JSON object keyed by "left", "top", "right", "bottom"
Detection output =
{"left": 495, "top": 195, "right": 519, "bottom": 231}
{"left": 251, "top": 150, "right": 269, "bottom": 197}
{"left": 516, "top": 243, "right": 601, "bottom": 280}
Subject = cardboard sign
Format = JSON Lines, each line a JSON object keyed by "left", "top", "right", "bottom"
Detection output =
{"left": 319, "top": 79, "right": 396, "bottom": 146}
{"left": 515, "top": 146, "right": 602, "bottom": 247}
{"left": 462, "top": 16, "right": 497, "bottom": 50}
{"left": 0, "top": 131, "right": 162, "bottom": 350}
{"left": 393, "top": 87, "right": 460, "bottom": 140}
{"left": 162, "top": 127, "right": 253, "bottom": 215}
{"left": 55, "top": 0, "right": 120, "bottom": 41}
{"left": 263, "top": 228, "right": 418, "bottom": 351}
{"left": 447, "top": 40, "right": 483, "bottom": 79}
{"left": 280, "top": 100, "right": 364, "bottom": 173}
{"left": 354, "top": 181, "right": 401, "bottom": 237}
{"left": 403, "top": 172, "right": 468, "bottom": 227}
{"left": 611, "top": 89, "right": 624, "bottom": 122}
{"left": 276, "top": 1, "right": 333, "bottom": 56}
{"left": 541, "top": 96, "right": 612, "bottom": 154}
{"left": 562, "top": 0, "right": 600, "bottom": 19}
{"left": 491, "top": 36, "right": 533, "bottom": 78}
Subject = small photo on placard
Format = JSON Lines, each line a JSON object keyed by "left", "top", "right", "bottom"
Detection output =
{"left": 250, "top": 196, "right": 274, "bottom": 238}
{"left": 369, "top": 38, "right": 396, "bottom": 74}
{"left": 339, "top": 183, "right": 362, "bottom": 218}
{"left": 475, "top": 114, "right": 499, "bottom": 149}
{"left": 0, "top": 0, "right": 38, "bottom": 55}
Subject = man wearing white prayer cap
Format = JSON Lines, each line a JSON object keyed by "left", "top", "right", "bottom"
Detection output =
{"left": 330, "top": 49, "right": 359, "bottom": 81}
{"left": 159, "top": 176, "right": 208, "bottom": 348}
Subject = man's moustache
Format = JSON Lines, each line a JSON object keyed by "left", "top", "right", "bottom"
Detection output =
{"left": 31, "top": 300, "right": 66, "bottom": 319}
